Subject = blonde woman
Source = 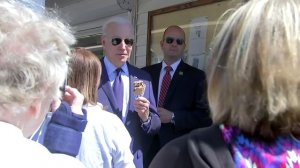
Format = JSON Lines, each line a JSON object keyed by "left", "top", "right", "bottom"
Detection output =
{"left": 69, "top": 48, "right": 135, "bottom": 168}
{"left": 150, "top": 0, "right": 300, "bottom": 167}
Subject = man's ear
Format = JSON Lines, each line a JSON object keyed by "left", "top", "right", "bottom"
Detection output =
{"left": 160, "top": 39, "right": 164, "bottom": 48}
{"left": 102, "top": 37, "right": 106, "bottom": 46}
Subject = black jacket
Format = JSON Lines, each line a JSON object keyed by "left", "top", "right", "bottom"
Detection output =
{"left": 142, "top": 61, "right": 212, "bottom": 146}
{"left": 149, "top": 125, "right": 235, "bottom": 168}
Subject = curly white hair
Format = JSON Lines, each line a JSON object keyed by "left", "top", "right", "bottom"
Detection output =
{"left": 0, "top": 0, "right": 75, "bottom": 115}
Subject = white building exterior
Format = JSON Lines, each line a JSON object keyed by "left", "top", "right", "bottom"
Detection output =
{"left": 46, "top": 0, "right": 216, "bottom": 68}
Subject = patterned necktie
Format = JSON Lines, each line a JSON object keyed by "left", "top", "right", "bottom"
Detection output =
{"left": 113, "top": 68, "right": 123, "bottom": 119}
{"left": 158, "top": 66, "right": 172, "bottom": 107}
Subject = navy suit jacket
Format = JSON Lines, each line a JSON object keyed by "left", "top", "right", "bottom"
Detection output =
{"left": 143, "top": 60, "right": 212, "bottom": 146}
{"left": 98, "top": 58, "right": 161, "bottom": 168}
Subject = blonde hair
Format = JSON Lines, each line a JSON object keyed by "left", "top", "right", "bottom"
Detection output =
{"left": 208, "top": 0, "right": 300, "bottom": 139}
{"left": 69, "top": 48, "right": 102, "bottom": 105}
{"left": 0, "top": 0, "right": 75, "bottom": 115}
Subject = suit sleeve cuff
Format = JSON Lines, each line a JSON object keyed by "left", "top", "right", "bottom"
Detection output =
{"left": 141, "top": 115, "right": 152, "bottom": 130}
{"left": 50, "top": 101, "right": 87, "bottom": 132}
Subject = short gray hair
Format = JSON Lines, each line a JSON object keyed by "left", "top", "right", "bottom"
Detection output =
{"left": 0, "top": 0, "right": 75, "bottom": 114}
{"left": 102, "top": 16, "right": 133, "bottom": 36}
{"left": 208, "top": 0, "right": 300, "bottom": 139}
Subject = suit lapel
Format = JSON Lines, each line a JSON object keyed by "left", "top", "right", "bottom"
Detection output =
{"left": 152, "top": 63, "right": 162, "bottom": 103}
{"left": 127, "top": 63, "right": 136, "bottom": 113}
{"left": 100, "top": 58, "right": 118, "bottom": 110}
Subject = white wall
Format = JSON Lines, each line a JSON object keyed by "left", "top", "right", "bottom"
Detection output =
{"left": 135, "top": 0, "right": 194, "bottom": 68}
{"left": 74, "top": 12, "right": 129, "bottom": 38}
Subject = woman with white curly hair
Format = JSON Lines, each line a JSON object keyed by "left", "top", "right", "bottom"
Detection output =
{"left": 0, "top": 0, "right": 84, "bottom": 167}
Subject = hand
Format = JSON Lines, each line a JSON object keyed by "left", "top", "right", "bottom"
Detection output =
{"left": 157, "top": 107, "right": 173, "bottom": 123}
{"left": 134, "top": 96, "right": 150, "bottom": 122}
{"left": 49, "top": 99, "right": 61, "bottom": 112}
{"left": 63, "top": 86, "right": 84, "bottom": 115}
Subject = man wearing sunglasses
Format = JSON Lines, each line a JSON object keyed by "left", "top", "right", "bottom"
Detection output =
{"left": 97, "top": 16, "right": 161, "bottom": 168}
{"left": 142, "top": 25, "right": 212, "bottom": 164}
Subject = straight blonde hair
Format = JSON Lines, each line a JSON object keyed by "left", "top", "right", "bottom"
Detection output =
{"left": 208, "top": 0, "right": 300, "bottom": 139}
{"left": 69, "top": 48, "right": 102, "bottom": 105}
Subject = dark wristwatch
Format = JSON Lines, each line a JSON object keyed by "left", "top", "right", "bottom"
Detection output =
{"left": 170, "top": 113, "right": 175, "bottom": 124}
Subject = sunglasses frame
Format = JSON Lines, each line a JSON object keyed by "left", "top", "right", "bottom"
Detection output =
{"left": 165, "top": 37, "right": 185, "bottom": 45}
{"left": 111, "top": 38, "right": 134, "bottom": 46}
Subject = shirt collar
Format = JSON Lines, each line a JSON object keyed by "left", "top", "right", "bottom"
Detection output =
{"left": 103, "top": 56, "right": 129, "bottom": 77}
{"left": 162, "top": 59, "right": 181, "bottom": 71}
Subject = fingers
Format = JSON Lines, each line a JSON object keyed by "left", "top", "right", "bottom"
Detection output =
{"left": 135, "top": 105, "right": 148, "bottom": 112}
{"left": 63, "top": 86, "right": 84, "bottom": 115}
{"left": 64, "top": 86, "right": 82, "bottom": 98}
{"left": 63, "top": 86, "right": 84, "bottom": 102}
{"left": 135, "top": 96, "right": 149, "bottom": 103}
{"left": 134, "top": 99, "right": 149, "bottom": 111}
{"left": 134, "top": 97, "right": 150, "bottom": 122}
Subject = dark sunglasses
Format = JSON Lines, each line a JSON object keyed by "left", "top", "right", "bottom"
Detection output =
{"left": 165, "top": 37, "right": 185, "bottom": 45}
{"left": 111, "top": 38, "right": 134, "bottom": 46}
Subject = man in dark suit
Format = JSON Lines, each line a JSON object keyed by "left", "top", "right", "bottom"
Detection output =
{"left": 142, "top": 25, "right": 212, "bottom": 163}
{"left": 97, "top": 16, "right": 161, "bottom": 168}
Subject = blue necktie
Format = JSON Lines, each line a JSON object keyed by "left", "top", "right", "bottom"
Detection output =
{"left": 113, "top": 68, "right": 123, "bottom": 119}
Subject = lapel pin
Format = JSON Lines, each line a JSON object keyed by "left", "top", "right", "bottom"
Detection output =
{"left": 179, "top": 71, "right": 183, "bottom": 76}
